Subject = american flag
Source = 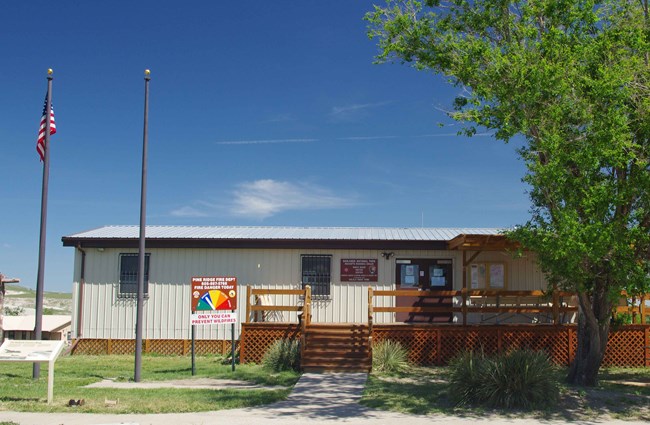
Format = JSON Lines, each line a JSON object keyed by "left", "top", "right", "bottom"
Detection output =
{"left": 36, "top": 94, "right": 56, "bottom": 161}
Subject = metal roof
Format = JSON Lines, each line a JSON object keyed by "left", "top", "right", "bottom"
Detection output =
{"left": 2, "top": 315, "right": 71, "bottom": 332}
{"left": 63, "top": 225, "right": 504, "bottom": 242}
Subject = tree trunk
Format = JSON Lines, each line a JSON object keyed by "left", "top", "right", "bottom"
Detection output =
{"left": 567, "top": 288, "right": 611, "bottom": 386}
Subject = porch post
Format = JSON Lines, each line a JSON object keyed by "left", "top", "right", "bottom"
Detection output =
{"left": 245, "top": 285, "right": 251, "bottom": 323}
{"left": 462, "top": 251, "right": 467, "bottom": 325}
{"left": 552, "top": 286, "right": 560, "bottom": 325}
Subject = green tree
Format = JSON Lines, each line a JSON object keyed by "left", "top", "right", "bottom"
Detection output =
{"left": 366, "top": 0, "right": 650, "bottom": 386}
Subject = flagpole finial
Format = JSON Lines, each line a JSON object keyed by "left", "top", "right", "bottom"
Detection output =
{"left": 144, "top": 69, "right": 151, "bottom": 78}
{"left": 47, "top": 68, "right": 53, "bottom": 75}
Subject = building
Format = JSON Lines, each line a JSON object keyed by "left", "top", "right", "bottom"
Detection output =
{"left": 2, "top": 315, "right": 71, "bottom": 342}
{"left": 62, "top": 225, "right": 555, "bottom": 345}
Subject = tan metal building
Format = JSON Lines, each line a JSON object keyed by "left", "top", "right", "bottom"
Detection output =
{"left": 2, "top": 315, "right": 72, "bottom": 342}
{"left": 62, "top": 226, "right": 549, "bottom": 342}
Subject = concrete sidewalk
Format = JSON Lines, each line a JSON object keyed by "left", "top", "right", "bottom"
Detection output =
{"left": 1, "top": 373, "right": 647, "bottom": 425}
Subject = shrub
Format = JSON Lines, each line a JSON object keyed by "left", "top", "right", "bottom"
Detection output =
{"left": 448, "top": 349, "right": 559, "bottom": 410}
{"left": 447, "top": 350, "right": 489, "bottom": 405}
{"left": 372, "top": 339, "right": 409, "bottom": 373}
{"left": 262, "top": 339, "right": 300, "bottom": 372}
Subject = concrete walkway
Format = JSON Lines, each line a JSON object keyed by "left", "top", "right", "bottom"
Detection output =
{"left": 1, "top": 373, "right": 648, "bottom": 425}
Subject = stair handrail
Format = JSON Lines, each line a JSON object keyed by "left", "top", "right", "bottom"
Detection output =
{"left": 300, "top": 285, "right": 311, "bottom": 366}
{"left": 244, "top": 287, "right": 307, "bottom": 323}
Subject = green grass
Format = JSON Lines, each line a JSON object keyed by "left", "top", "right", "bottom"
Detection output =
{"left": 0, "top": 354, "right": 300, "bottom": 414}
{"left": 361, "top": 365, "right": 650, "bottom": 420}
{"left": 362, "top": 366, "right": 455, "bottom": 415}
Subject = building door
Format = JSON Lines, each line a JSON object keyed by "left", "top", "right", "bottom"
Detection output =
{"left": 395, "top": 259, "right": 453, "bottom": 323}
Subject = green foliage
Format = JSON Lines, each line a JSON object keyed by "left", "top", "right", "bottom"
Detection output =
{"left": 3, "top": 306, "right": 24, "bottom": 316}
{"left": 448, "top": 350, "right": 559, "bottom": 410}
{"left": 372, "top": 339, "right": 409, "bottom": 373}
{"left": 366, "top": 0, "right": 650, "bottom": 385}
{"left": 447, "top": 350, "right": 489, "bottom": 405}
{"left": 262, "top": 339, "right": 300, "bottom": 372}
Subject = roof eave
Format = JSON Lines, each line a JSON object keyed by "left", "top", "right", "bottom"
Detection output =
{"left": 62, "top": 237, "right": 448, "bottom": 250}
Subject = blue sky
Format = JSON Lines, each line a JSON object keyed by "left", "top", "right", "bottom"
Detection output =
{"left": 1, "top": 1, "right": 530, "bottom": 292}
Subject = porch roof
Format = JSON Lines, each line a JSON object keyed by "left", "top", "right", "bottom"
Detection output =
{"left": 448, "top": 233, "right": 520, "bottom": 251}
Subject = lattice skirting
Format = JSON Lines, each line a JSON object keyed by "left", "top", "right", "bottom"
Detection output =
{"left": 72, "top": 338, "right": 238, "bottom": 356}
{"left": 239, "top": 323, "right": 301, "bottom": 364}
{"left": 373, "top": 324, "right": 650, "bottom": 367}
{"left": 73, "top": 325, "right": 649, "bottom": 368}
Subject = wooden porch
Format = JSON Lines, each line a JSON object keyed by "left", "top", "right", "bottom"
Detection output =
{"left": 240, "top": 286, "right": 650, "bottom": 370}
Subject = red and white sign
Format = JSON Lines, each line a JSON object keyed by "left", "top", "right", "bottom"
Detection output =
{"left": 341, "top": 259, "right": 378, "bottom": 282}
{"left": 191, "top": 276, "right": 237, "bottom": 312}
{"left": 191, "top": 312, "right": 238, "bottom": 325}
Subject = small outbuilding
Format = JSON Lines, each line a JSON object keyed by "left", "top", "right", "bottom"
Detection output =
{"left": 2, "top": 315, "right": 71, "bottom": 342}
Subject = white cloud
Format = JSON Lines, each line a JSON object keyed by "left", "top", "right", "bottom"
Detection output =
{"left": 169, "top": 206, "right": 210, "bottom": 218}
{"left": 414, "top": 132, "right": 493, "bottom": 138}
{"left": 329, "top": 101, "right": 390, "bottom": 122}
{"left": 337, "top": 135, "right": 397, "bottom": 141}
{"left": 261, "top": 113, "right": 297, "bottom": 123}
{"left": 216, "top": 138, "right": 317, "bottom": 145}
{"left": 170, "top": 180, "right": 357, "bottom": 220}
{"left": 231, "top": 179, "right": 357, "bottom": 219}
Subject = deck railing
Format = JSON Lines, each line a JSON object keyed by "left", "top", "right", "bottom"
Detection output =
{"left": 243, "top": 286, "right": 647, "bottom": 327}
{"left": 370, "top": 288, "right": 579, "bottom": 325}
{"left": 614, "top": 292, "right": 649, "bottom": 324}
{"left": 244, "top": 286, "right": 312, "bottom": 324}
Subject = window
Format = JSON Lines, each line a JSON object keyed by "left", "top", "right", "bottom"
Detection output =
{"left": 301, "top": 255, "right": 331, "bottom": 297}
{"left": 119, "top": 253, "right": 150, "bottom": 296}
{"left": 470, "top": 262, "right": 506, "bottom": 289}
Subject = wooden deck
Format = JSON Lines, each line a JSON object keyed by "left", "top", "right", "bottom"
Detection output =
{"left": 241, "top": 287, "right": 650, "bottom": 369}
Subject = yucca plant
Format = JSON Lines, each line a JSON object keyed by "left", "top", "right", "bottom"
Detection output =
{"left": 479, "top": 349, "right": 559, "bottom": 409}
{"left": 448, "top": 349, "right": 559, "bottom": 410}
{"left": 372, "top": 339, "right": 409, "bottom": 373}
{"left": 262, "top": 338, "right": 300, "bottom": 372}
{"left": 447, "top": 350, "right": 488, "bottom": 406}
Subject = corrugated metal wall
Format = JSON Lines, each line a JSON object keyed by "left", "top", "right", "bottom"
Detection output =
{"left": 70, "top": 247, "right": 547, "bottom": 339}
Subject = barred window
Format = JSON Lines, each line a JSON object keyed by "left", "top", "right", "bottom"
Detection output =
{"left": 301, "top": 255, "right": 331, "bottom": 297}
{"left": 119, "top": 253, "right": 150, "bottom": 296}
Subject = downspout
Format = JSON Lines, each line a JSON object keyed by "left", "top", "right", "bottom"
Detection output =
{"left": 76, "top": 245, "right": 86, "bottom": 339}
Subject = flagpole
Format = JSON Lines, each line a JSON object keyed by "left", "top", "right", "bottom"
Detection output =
{"left": 33, "top": 69, "right": 53, "bottom": 379}
{"left": 135, "top": 69, "right": 150, "bottom": 382}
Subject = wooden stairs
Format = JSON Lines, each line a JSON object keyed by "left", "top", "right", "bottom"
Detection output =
{"left": 301, "top": 323, "right": 371, "bottom": 373}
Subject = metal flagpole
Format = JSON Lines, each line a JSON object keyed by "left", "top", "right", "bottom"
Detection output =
{"left": 135, "top": 69, "right": 151, "bottom": 382}
{"left": 33, "top": 69, "right": 53, "bottom": 380}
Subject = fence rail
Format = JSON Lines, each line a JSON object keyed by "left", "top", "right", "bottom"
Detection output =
{"left": 370, "top": 288, "right": 579, "bottom": 325}
{"left": 243, "top": 286, "right": 647, "bottom": 326}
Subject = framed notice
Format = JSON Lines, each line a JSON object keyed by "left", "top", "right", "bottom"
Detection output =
{"left": 340, "top": 259, "right": 378, "bottom": 282}
{"left": 471, "top": 264, "right": 486, "bottom": 289}
{"left": 489, "top": 264, "right": 505, "bottom": 288}
{"left": 400, "top": 264, "right": 419, "bottom": 287}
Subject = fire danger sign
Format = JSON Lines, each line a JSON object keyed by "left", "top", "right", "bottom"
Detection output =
{"left": 191, "top": 276, "right": 237, "bottom": 312}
